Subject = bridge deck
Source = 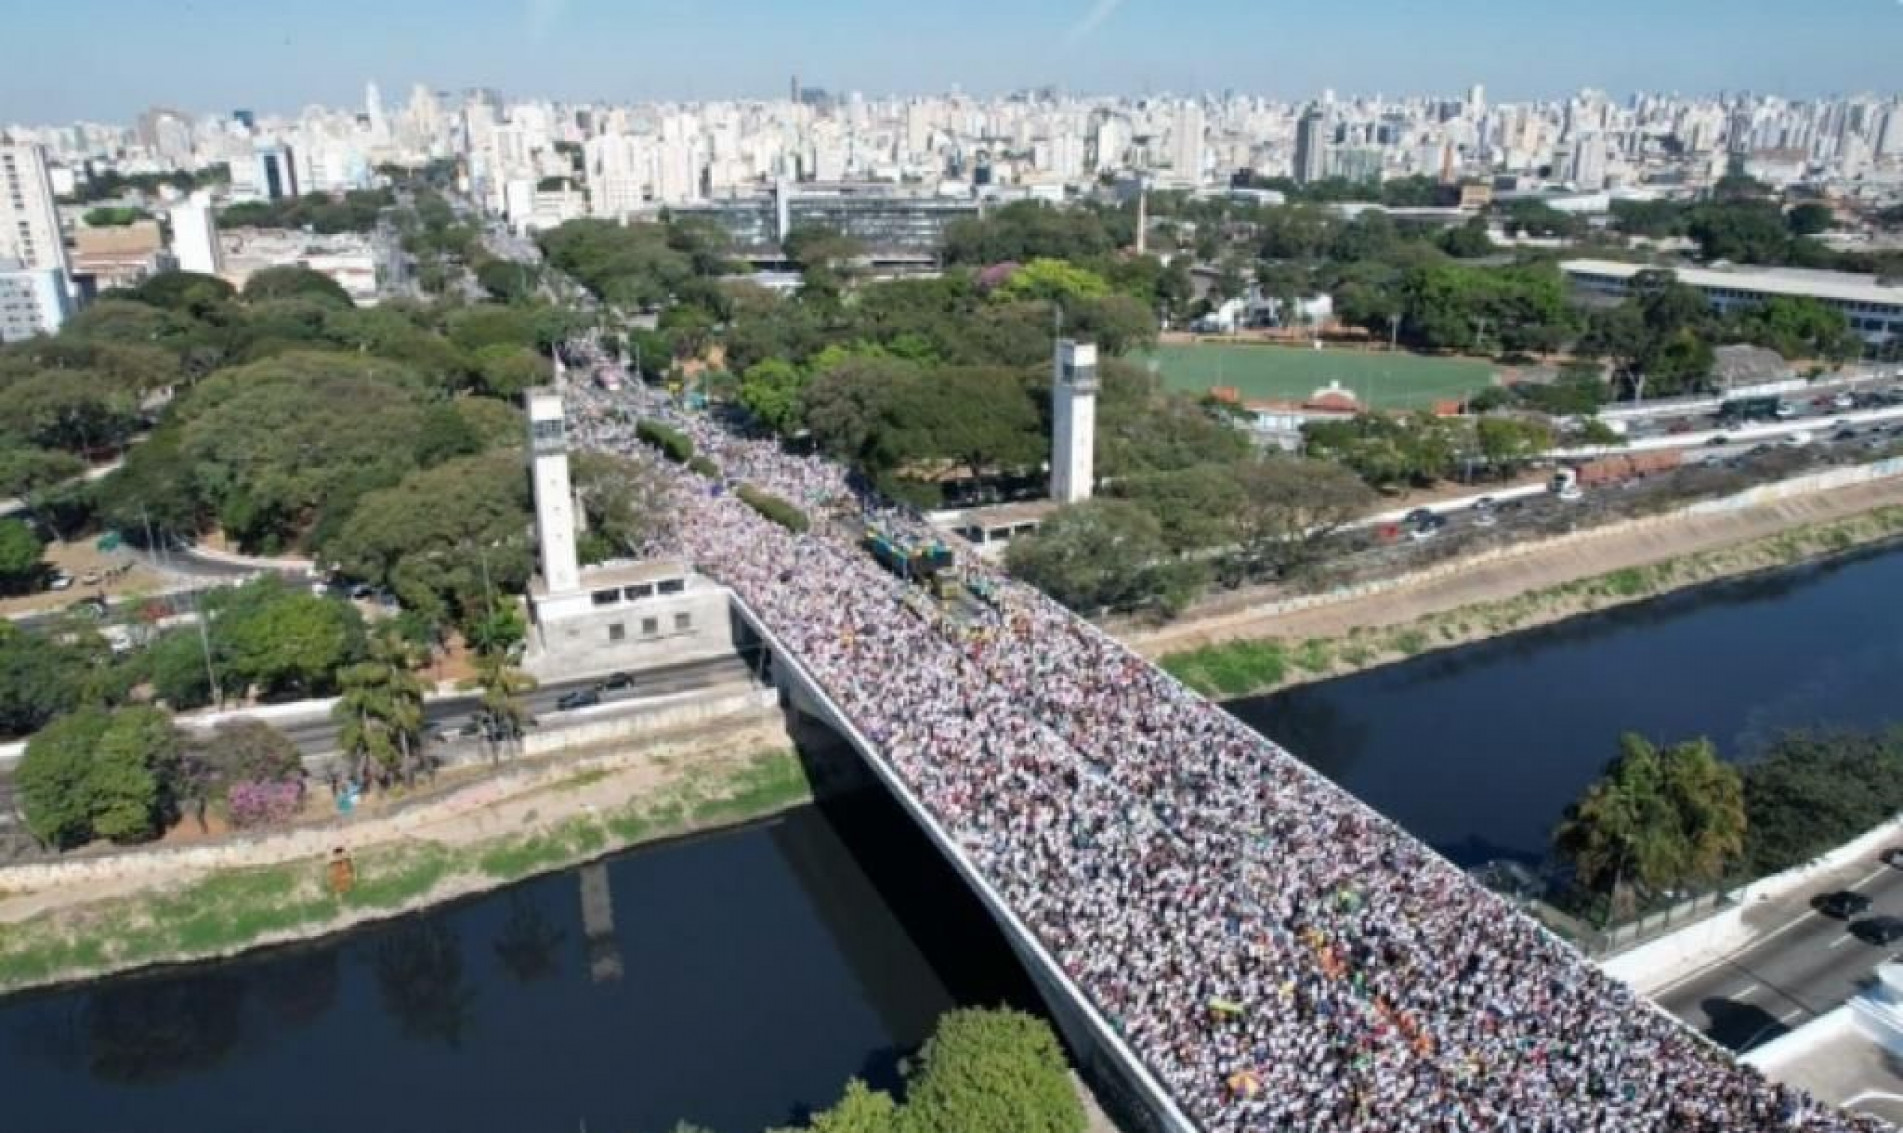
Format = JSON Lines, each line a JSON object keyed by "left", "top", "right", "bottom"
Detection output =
{"left": 564, "top": 357, "right": 1878, "bottom": 1133}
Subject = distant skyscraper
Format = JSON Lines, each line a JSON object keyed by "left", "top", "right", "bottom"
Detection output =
{"left": 1294, "top": 105, "right": 1330, "bottom": 184}
{"left": 1170, "top": 102, "right": 1206, "bottom": 183}
{"left": 231, "top": 109, "right": 256, "bottom": 132}
{"left": 171, "top": 191, "right": 223, "bottom": 276}
{"left": 255, "top": 143, "right": 299, "bottom": 200}
{"left": 1468, "top": 84, "right": 1486, "bottom": 116}
{"left": 0, "top": 143, "right": 69, "bottom": 278}
{"left": 365, "top": 81, "right": 388, "bottom": 140}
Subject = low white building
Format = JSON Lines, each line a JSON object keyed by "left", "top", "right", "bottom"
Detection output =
{"left": 1562, "top": 258, "right": 1903, "bottom": 349}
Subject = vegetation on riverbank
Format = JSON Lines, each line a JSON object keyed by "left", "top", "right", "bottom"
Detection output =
{"left": 764, "top": 1007, "right": 1085, "bottom": 1133}
{"left": 1162, "top": 504, "right": 1903, "bottom": 699}
{"left": 1552, "top": 728, "right": 1903, "bottom": 925}
{"left": 0, "top": 748, "right": 812, "bottom": 997}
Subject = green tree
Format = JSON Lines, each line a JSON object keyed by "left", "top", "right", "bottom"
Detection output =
{"left": 994, "top": 258, "right": 1111, "bottom": 307}
{"left": 1554, "top": 733, "right": 1745, "bottom": 920}
{"left": 772, "top": 1080, "right": 899, "bottom": 1133}
{"left": 0, "top": 517, "right": 45, "bottom": 592}
{"left": 899, "top": 1008, "right": 1084, "bottom": 1133}
{"left": 240, "top": 266, "right": 354, "bottom": 307}
{"left": 1005, "top": 499, "right": 1171, "bottom": 614}
{"left": 1475, "top": 416, "right": 1555, "bottom": 473}
{"left": 0, "top": 623, "right": 97, "bottom": 737}
{"left": 17, "top": 705, "right": 177, "bottom": 849}
{"left": 1740, "top": 730, "right": 1903, "bottom": 876}
{"left": 1785, "top": 202, "right": 1834, "bottom": 237}
{"left": 470, "top": 344, "right": 551, "bottom": 400}
{"left": 1228, "top": 457, "right": 1374, "bottom": 580}
{"left": 209, "top": 578, "right": 366, "bottom": 700}
{"left": 739, "top": 358, "right": 810, "bottom": 436}
{"left": 473, "top": 648, "right": 535, "bottom": 764}
{"left": 333, "top": 626, "right": 427, "bottom": 787}
{"left": 0, "top": 441, "right": 86, "bottom": 499}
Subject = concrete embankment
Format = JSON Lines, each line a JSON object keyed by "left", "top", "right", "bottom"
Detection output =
{"left": 1142, "top": 463, "right": 1903, "bottom": 700}
{"left": 0, "top": 699, "right": 808, "bottom": 997}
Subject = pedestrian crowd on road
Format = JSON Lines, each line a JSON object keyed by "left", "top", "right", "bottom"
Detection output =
{"left": 558, "top": 344, "right": 1878, "bottom": 1133}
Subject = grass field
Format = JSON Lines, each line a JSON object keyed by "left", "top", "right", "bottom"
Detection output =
{"left": 1143, "top": 342, "right": 1496, "bottom": 410}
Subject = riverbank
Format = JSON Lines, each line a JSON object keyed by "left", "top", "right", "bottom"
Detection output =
{"left": 0, "top": 724, "right": 813, "bottom": 997}
{"left": 1155, "top": 489, "right": 1903, "bottom": 699}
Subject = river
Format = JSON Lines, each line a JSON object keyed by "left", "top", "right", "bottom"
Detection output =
{"left": 8, "top": 542, "right": 1902, "bottom": 1131}
{"left": 1232, "top": 539, "right": 1903, "bottom": 869}
{"left": 0, "top": 792, "right": 1039, "bottom": 1133}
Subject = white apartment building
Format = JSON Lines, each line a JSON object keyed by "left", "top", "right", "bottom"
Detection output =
{"left": 170, "top": 191, "right": 223, "bottom": 276}
{"left": 0, "top": 261, "right": 74, "bottom": 342}
{"left": 0, "top": 143, "right": 71, "bottom": 277}
{"left": 1562, "top": 259, "right": 1903, "bottom": 349}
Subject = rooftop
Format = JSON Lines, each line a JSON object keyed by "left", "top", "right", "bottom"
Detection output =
{"left": 1561, "top": 258, "right": 1903, "bottom": 307}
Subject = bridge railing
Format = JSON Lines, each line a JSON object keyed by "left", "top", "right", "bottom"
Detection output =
{"left": 729, "top": 596, "right": 1203, "bottom": 1133}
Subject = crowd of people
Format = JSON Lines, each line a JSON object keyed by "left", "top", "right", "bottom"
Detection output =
{"left": 558, "top": 341, "right": 1879, "bottom": 1132}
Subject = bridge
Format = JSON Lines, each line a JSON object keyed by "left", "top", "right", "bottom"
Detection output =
{"left": 566, "top": 378, "right": 1875, "bottom": 1133}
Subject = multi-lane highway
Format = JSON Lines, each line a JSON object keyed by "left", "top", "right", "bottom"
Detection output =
{"left": 1658, "top": 855, "right": 1903, "bottom": 1053}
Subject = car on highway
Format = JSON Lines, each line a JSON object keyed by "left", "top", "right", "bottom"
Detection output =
{"left": 1402, "top": 508, "right": 1435, "bottom": 529}
{"left": 555, "top": 688, "right": 601, "bottom": 712}
{"left": 1834, "top": 427, "right": 1860, "bottom": 442}
{"left": 1471, "top": 509, "right": 1498, "bottom": 528}
{"left": 1833, "top": 392, "right": 1857, "bottom": 411}
{"left": 1782, "top": 431, "right": 1814, "bottom": 448}
{"left": 46, "top": 572, "right": 73, "bottom": 591}
{"left": 1819, "top": 890, "right": 1873, "bottom": 919}
{"left": 598, "top": 671, "right": 636, "bottom": 692}
{"left": 431, "top": 718, "right": 484, "bottom": 743}
{"left": 1774, "top": 401, "right": 1798, "bottom": 419}
{"left": 1706, "top": 434, "right": 1730, "bottom": 447}
{"left": 1852, "top": 915, "right": 1903, "bottom": 945}
{"left": 1882, "top": 847, "right": 1903, "bottom": 868}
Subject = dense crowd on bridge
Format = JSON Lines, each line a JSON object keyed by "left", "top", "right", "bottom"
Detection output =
{"left": 561, "top": 343, "right": 1880, "bottom": 1133}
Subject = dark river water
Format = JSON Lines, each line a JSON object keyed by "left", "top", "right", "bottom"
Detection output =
{"left": 0, "top": 792, "right": 1040, "bottom": 1133}
{"left": 1233, "top": 539, "right": 1903, "bottom": 869}
{"left": 5, "top": 541, "right": 1901, "bottom": 1132}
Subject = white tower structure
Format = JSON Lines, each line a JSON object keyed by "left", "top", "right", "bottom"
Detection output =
{"left": 1050, "top": 340, "right": 1098, "bottom": 504}
{"left": 527, "top": 389, "right": 581, "bottom": 597}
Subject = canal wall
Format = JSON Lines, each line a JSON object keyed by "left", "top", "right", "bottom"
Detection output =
{"left": 737, "top": 601, "right": 1202, "bottom": 1133}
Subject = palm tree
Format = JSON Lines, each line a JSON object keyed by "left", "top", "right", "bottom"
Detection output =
{"left": 1553, "top": 734, "right": 1687, "bottom": 922}
{"left": 1658, "top": 738, "right": 1748, "bottom": 887}
{"left": 473, "top": 649, "right": 536, "bottom": 765}
{"left": 332, "top": 628, "right": 428, "bottom": 789}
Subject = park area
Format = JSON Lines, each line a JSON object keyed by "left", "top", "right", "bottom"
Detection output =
{"left": 1144, "top": 341, "right": 1497, "bottom": 411}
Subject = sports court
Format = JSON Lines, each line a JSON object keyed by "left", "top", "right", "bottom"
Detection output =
{"left": 1143, "top": 341, "right": 1496, "bottom": 411}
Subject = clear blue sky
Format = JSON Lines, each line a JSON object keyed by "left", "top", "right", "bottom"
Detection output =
{"left": 4, "top": 0, "right": 1898, "bottom": 123}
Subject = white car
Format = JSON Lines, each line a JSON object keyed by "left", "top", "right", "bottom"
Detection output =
{"left": 1558, "top": 483, "right": 1584, "bottom": 501}
{"left": 1782, "top": 430, "right": 1814, "bottom": 448}
{"left": 1774, "top": 402, "right": 1797, "bottom": 419}
{"left": 1833, "top": 393, "right": 1857, "bottom": 410}
{"left": 47, "top": 572, "right": 73, "bottom": 591}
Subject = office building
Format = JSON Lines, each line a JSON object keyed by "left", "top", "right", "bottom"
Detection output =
{"left": 171, "top": 191, "right": 223, "bottom": 276}
{"left": 0, "top": 143, "right": 70, "bottom": 277}
{"left": 1294, "top": 106, "right": 1331, "bottom": 184}
{"left": 255, "top": 143, "right": 299, "bottom": 200}
{"left": 1563, "top": 259, "right": 1903, "bottom": 349}
{"left": 0, "top": 260, "right": 74, "bottom": 342}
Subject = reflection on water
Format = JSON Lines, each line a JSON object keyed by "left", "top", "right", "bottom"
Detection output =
{"left": 1233, "top": 540, "right": 1903, "bottom": 868}
{"left": 0, "top": 791, "right": 1040, "bottom": 1133}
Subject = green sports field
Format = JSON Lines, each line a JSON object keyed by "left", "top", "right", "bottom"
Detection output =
{"left": 1142, "top": 342, "right": 1496, "bottom": 411}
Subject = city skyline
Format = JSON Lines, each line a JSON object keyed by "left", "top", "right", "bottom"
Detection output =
{"left": 3, "top": 0, "right": 1901, "bottom": 124}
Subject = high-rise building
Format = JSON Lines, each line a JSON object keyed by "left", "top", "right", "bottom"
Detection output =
{"left": 1293, "top": 105, "right": 1331, "bottom": 184}
{"left": 0, "top": 143, "right": 70, "bottom": 277}
{"left": 255, "top": 143, "right": 299, "bottom": 200}
{"left": 171, "top": 191, "right": 223, "bottom": 276}
{"left": 1170, "top": 102, "right": 1206, "bottom": 183}
{"left": 0, "top": 261, "right": 73, "bottom": 342}
{"left": 1050, "top": 339, "right": 1098, "bottom": 505}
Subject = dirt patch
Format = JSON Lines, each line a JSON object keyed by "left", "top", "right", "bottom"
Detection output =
{"left": 1130, "top": 476, "right": 1903, "bottom": 660}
